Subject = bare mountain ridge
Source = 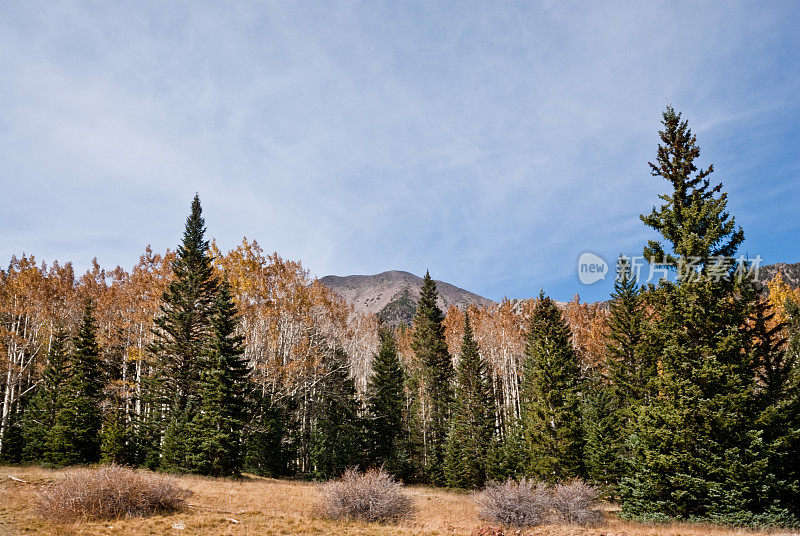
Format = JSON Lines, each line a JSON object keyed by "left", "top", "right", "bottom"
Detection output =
{"left": 760, "top": 262, "right": 800, "bottom": 288}
{"left": 321, "top": 262, "right": 800, "bottom": 325}
{"left": 320, "top": 270, "right": 495, "bottom": 325}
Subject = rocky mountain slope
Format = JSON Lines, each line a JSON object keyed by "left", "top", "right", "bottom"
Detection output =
{"left": 320, "top": 270, "right": 494, "bottom": 325}
{"left": 321, "top": 262, "right": 800, "bottom": 325}
{"left": 760, "top": 261, "right": 800, "bottom": 288}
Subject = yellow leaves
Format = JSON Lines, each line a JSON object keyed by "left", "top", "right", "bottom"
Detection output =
{"left": 207, "top": 237, "right": 366, "bottom": 392}
{"left": 767, "top": 273, "right": 800, "bottom": 322}
{"left": 127, "top": 347, "right": 145, "bottom": 363}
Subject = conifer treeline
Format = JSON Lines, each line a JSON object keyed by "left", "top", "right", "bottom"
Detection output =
{"left": 1, "top": 107, "right": 799, "bottom": 525}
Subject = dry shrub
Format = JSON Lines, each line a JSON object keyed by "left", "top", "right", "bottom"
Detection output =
{"left": 36, "top": 465, "right": 190, "bottom": 522}
{"left": 551, "top": 479, "right": 601, "bottom": 526}
{"left": 319, "top": 468, "right": 414, "bottom": 523}
{"left": 475, "top": 478, "right": 550, "bottom": 528}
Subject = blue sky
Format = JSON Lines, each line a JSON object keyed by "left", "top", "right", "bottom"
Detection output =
{"left": 1, "top": 1, "right": 798, "bottom": 302}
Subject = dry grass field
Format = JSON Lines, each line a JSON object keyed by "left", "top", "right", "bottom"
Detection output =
{"left": 0, "top": 466, "right": 792, "bottom": 536}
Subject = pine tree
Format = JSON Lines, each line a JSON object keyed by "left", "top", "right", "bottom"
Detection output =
{"left": 410, "top": 271, "right": 453, "bottom": 485}
{"left": 149, "top": 194, "right": 219, "bottom": 468}
{"left": 605, "top": 257, "right": 653, "bottom": 405}
{"left": 585, "top": 257, "right": 654, "bottom": 491}
{"left": 521, "top": 291, "right": 583, "bottom": 481}
{"left": 100, "top": 406, "right": 129, "bottom": 464}
{"left": 621, "top": 106, "right": 780, "bottom": 523}
{"left": 244, "top": 390, "right": 289, "bottom": 477}
{"left": 160, "top": 403, "right": 194, "bottom": 473}
{"left": 486, "top": 422, "right": 526, "bottom": 482}
{"left": 750, "top": 295, "right": 790, "bottom": 406}
{"left": 310, "top": 347, "right": 363, "bottom": 479}
{"left": 640, "top": 106, "right": 743, "bottom": 265}
{"left": 582, "top": 375, "right": 624, "bottom": 494}
{"left": 22, "top": 329, "right": 70, "bottom": 463}
{"left": 189, "top": 279, "right": 248, "bottom": 476}
{"left": 757, "top": 297, "right": 800, "bottom": 521}
{"left": 444, "top": 313, "right": 495, "bottom": 489}
{"left": 49, "top": 300, "right": 104, "bottom": 465}
{"left": 366, "top": 328, "right": 409, "bottom": 477}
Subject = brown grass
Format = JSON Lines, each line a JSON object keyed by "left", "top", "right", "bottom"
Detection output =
{"left": 0, "top": 466, "right": 786, "bottom": 536}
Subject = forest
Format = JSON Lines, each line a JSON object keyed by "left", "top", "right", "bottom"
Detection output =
{"left": 1, "top": 107, "right": 799, "bottom": 527}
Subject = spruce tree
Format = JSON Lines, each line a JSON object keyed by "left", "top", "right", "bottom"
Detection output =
{"left": 310, "top": 347, "right": 363, "bottom": 479}
{"left": 585, "top": 257, "right": 654, "bottom": 491}
{"left": 521, "top": 291, "right": 583, "bottom": 481}
{"left": 49, "top": 300, "right": 104, "bottom": 465}
{"left": 410, "top": 271, "right": 453, "bottom": 485}
{"left": 757, "top": 297, "right": 800, "bottom": 521}
{"left": 582, "top": 376, "right": 624, "bottom": 494}
{"left": 149, "top": 194, "right": 219, "bottom": 468}
{"left": 444, "top": 313, "right": 495, "bottom": 489}
{"left": 160, "top": 404, "right": 194, "bottom": 473}
{"left": 605, "top": 257, "right": 653, "bottom": 405}
{"left": 640, "top": 106, "right": 743, "bottom": 265}
{"left": 621, "top": 106, "right": 780, "bottom": 523}
{"left": 189, "top": 279, "right": 248, "bottom": 476}
{"left": 750, "top": 295, "right": 790, "bottom": 405}
{"left": 100, "top": 406, "right": 129, "bottom": 464}
{"left": 486, "top": 422, "right": 526, "bottom": 482}
{"left": 244, "top": 391, "right": 288, "bottom": 477}
{"left": 366, "top": 328, "right": 409, "bottom": 477}
{"left": 22, "top": 329, "right": 70, "bottom": 463}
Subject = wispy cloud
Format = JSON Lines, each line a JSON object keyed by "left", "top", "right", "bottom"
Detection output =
{"left": 1, "top": 1, "right": 798, "bottom": 301}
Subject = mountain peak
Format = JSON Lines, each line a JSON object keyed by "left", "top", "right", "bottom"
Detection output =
{"left": 320, "top": 271, "right": 494, "bottom": 325}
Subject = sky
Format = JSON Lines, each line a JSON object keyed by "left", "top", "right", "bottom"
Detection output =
{"left": 1, "top": 1, "right": 798, "bottom": 302}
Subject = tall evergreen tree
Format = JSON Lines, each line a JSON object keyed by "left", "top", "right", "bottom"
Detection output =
{"left": 757, "top": 297, "right": 800, "bottom": 521}
{"left": 366, "top": 328, "right": 409, "bottom": 477}
{"left": 160, "top": 404, "right": 194, "bottom": 472}
{"left": 444, "top": 313, "right": 495, "bottom": 489}
{"left": 640, "top": 106, "right": 743, "bottom": 265}
{"left": 410, "top": 271, "right": 453, "bottom": 485}
{"left": 310, "top": 347, "right": 363, "bottom": 479}
{"left": 605, "top": 257, "right": 654, "bottom": 405}
{"left": 49, "top": 300, "right": 104, "bottom": 465}
{"left": 189, "top": 279, "right": 248, "bottom": 476}
{"left": 485, "top": 421, "right": 526, "bottom": 482}
{"left": 149, "top": 194, "right": 219, "bottom": 467}
{"left": 521, "top": 291, "right": 583, "bottom": 481}
{"left": 244, "top": 389, "right": 289, "bottom": 477}
{"left": 750, "top": 295, "right": 790, "bottom": 406}
{"left": 100, "top": 406, "right": 129, "bottom": 465}
{"left": 582, "top": 374, "right": 624, "bottom": 494}
{"left": 22, "top": 329, "right": 70, "bottom": 462}
{"left": 621, "top": 106, "right": 784, "bottom": 524}
{"left": 585, "top": 257, "right": 654, "bottom": 491}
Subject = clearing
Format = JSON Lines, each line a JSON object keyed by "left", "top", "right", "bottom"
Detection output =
{"left": 0, "top": 466, "right": 785, "bottom": 536}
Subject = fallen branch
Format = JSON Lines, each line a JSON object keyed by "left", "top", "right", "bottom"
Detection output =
{"left": 7, "top": 475, "right": 27, "bottom": 483}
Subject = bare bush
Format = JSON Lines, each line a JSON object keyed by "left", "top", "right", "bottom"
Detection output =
{"left": 36, "top": 465, "right": 190, "bottom": 522}
{"left": 319, "top": 468, "right": 414, "bottom": 523}
{"left": 475, "top": 478, "right": 551, "bottom": 528}
{"left": 551, "top": 479, "right": 601, "bottom": 526}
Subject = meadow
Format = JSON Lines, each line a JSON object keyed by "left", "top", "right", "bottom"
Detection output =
{"left": 0, "top": 466, "right": 786, "bottom": 536}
